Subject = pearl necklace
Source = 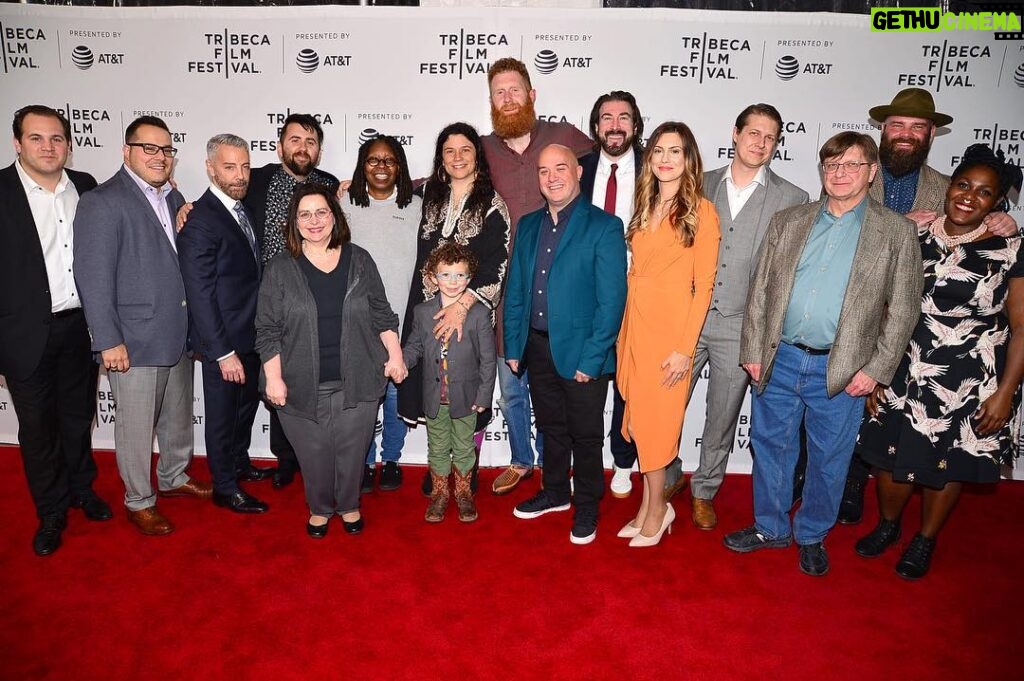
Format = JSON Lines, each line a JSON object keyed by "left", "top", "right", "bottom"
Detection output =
{"left": 929, "top": 215, "right": 986, "bottom": 249}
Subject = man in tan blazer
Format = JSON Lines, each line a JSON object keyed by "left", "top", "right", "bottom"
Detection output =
{"left": 724, "top": 132, "right": 923, "bottom": 577}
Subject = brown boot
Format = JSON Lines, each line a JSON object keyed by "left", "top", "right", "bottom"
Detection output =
{"left": 453, "top": 467, "right": 479, "bottom": 523}
{"left": 425, "top": 471, "right": 450, "bottom": 523}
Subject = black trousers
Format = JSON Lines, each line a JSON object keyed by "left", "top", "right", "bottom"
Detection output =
{"left": 6, "top": 309, "right": 99, "bottom": 518}
{"left": 525, "top": 330, "right": 608, "bottom": 511}
{"left": 608, "top": 380, "right": 637, "bottom": 469}
{"left": 202, "top": 351, "right": 261, "bottom": 495}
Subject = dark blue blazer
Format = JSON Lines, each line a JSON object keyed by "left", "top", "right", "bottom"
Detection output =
{"left": 503, "top": 197, "right": 627, "bottom": 380}
{"left": 177, "top": 188, "right": 261, "bottom": 360}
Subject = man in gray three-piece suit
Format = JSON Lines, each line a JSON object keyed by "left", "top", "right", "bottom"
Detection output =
{"left": 74, "top": 116, "right": 209, "bottom": 537}
{"left": 663, "top": 104, "right": 809, "bottom": 532}
{"left": 724, "top": 131, "right": 922, "bottom": 577}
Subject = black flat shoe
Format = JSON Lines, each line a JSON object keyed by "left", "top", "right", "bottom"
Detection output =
{"left": 70, "top": 492, "right": 113, "bottom": 521}
{"left": 343, "top": 517, "right": 364, "bottom": 534}
{"left": 307, "top": 517, "right": 329, "bottom": 539}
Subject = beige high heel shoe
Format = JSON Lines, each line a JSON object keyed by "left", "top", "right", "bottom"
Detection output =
{"left": 629, "top": 503, "right": 675, "bottom": 547}
{"left": 617, "top": 518, "right": 642, "bottom": 538}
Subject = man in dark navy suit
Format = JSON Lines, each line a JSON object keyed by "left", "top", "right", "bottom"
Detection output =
{"left": 0, "top": 105, "right": 111, "bottom": 556}
{"left": 177, "top": 134, "right": 268, "bottom": 514}
{"left": 578, "top": 90, "right": 644, "bottom": 500}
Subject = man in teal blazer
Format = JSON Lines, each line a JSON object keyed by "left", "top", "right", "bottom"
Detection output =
{"left": 504, "top": 144, "right": 627, "bottom": 545}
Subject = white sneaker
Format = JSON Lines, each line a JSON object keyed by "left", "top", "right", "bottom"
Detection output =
{"left": 610, "top": 465, "right": 632, "bottom": 498}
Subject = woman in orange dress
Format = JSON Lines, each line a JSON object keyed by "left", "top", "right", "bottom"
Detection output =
{"left": 616, "top": 122, "right": 720, "bottom": 547}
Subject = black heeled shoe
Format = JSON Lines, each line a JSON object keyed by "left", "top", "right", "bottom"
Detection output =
{"left": 307, "top": 516, "right": 329, "bottom": 539}
{"left": 343, "top": 517, "right": 364, "bottom": 534}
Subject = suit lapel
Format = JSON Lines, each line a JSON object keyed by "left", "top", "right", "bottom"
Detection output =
{"left": 117, "top": 168, "right": 178, "bottom": 257}
{"left": 1, "top": 164, "right": 48, "bottom": 268}
{"left": 553, "top": 200, "right": 587, "bottom": 263}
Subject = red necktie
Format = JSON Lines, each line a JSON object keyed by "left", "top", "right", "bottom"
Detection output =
{"left": 604, "top": 163, "right": 618, "bottom": 215}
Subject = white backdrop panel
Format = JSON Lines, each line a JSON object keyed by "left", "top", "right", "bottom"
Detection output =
{"left": 0, "top": 5, "right": 1021, "bottom": 475}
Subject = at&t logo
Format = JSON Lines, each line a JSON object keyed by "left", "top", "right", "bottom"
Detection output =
{"left": 357, "top": 127, "right": 414, "bottom": 147}
{"left": 295, "top": 47, "right": 351, "bottom": 73}
{"left": 71, "top": 45, "right": 124, "bottom": 69}
{"left": 533, "top": 49, "right": 592, "bottom": 75}
{"left": 774, "top": 54, "right": 833, "bottom": 80}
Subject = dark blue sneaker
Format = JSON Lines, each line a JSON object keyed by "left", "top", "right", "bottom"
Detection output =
{"left": 570, "top": 506, "right": 598, "bottom": 545}
{"left": 723, "top": 525, "right": 793, "bottom": 553}
{"left": 513, "top": 490, "right": 571, "bottom": 519}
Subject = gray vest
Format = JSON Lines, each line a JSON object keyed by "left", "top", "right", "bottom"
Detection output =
{"left": 707, "top": 178, "right": 774, "bottom": 317}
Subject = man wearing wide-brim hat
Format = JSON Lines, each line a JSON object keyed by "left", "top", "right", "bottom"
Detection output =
{"left": 835, "top": 86, "right": 1019, "bottom": 527}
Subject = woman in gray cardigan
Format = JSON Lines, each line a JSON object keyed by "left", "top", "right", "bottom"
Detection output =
{"left": 255, "top": 184, "right": 406, "bottom": 539}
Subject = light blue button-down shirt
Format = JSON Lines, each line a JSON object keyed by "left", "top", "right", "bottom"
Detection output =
{"left": 781, "top": 198, "right": 867, "bottom": 349}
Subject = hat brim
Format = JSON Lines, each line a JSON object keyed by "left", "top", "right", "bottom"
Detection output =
{"left": 869, "top": 105, "right": 953, "bottom": 128}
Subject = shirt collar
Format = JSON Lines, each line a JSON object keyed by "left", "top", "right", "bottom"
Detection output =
{"left": 123, "top": 163, "right": 171, "bottom": 196}
{"left": 599, "top": 150, "right": 634, "bottom": 173}
{"left": 821, "top": 195, "right": 869, "bottom": 222}
{"left": 15, "top": 158, "right": 70, "bottom": 195}
{"left": 881, "top": 165, "right": 921, "bottom": 185}
{"left": 208, "top": 183, "right": 240, "bottom": 214}
{"left": 548, "top": 193, "right": 582, "bottom": 225}
{"left": 368, "top": 187, "right": 398, "bottom": 204}
{"left": 724, "top": 164, "right": 767, "bottom": 191}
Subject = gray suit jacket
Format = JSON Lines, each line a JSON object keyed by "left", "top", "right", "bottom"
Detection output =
{"left": 703, "top": 165, "right": 810, "bottom": 317}
{"left": 868, "top": 163, "right": 949, "bottom": 214}
{"left": 403, "top": 298, "right": 496, "bottom": 420}
{"left": 740, "top": 197, "right": 923, "bottom": 397}
{"left": 73, "top": 166, "right": 188, "bottom": 367}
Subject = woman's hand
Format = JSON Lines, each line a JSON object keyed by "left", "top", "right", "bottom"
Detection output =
{"left": 433, "top": 301, "right": 468, "bottom": 342}
{"left": 660, "top": 351, "right": 692, "bottom": 388}
{"left": 265, "top": 377, "right": 288, "bottom": 408}
{"left": 385, "top": 357, "right": 408, "bottom": 384}
{"left": 865, "top": 384, "right": 888, "bottom": 418}
{"left": 975, "top": 390, "right": 1013, "bottom": 436}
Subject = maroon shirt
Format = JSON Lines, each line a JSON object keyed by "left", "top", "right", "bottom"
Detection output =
{"left": 481, "top": 119, "right": 592, "bottom": 355}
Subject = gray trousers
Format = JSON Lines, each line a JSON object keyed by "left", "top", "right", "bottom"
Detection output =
{"left": 688, "top": 310, "right": 750, "bottom": 500}
{"left": 278, "top": 383, "right": 376, "bottom": 517}
{"left": 107, "top": 353, "right": 194, "bottom": 510}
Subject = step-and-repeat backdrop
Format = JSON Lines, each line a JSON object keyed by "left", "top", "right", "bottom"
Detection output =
{"left": 0, "top": 4, "right": 1021, "bottom": 475}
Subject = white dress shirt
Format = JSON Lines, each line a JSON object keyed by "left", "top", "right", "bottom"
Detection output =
{"left": 592, "top": 150, "right": 636, "bottom": 227}
{"left": 16, "top": 159, "right": 81, "bottom": 312}
{"left": 724, "top": 164, "right": 767, "bottom": 220}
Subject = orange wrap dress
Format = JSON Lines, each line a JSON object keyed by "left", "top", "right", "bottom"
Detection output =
{"left": 616, "top": 199, "right": 720, "bottom": 473}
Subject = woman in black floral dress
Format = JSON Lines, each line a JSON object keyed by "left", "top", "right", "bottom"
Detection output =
{"left": 855, "top": 144, "right": 1024, "bottom": 579}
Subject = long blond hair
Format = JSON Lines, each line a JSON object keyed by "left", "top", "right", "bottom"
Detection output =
{"left": 626, "top": 122, "right": 704, "bottom": 247}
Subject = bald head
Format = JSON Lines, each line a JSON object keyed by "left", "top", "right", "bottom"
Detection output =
{"left": 538, "top": 144, "right": 582, "bottom": 213}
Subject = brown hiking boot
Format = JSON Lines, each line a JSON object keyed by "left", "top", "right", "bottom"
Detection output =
{"left": 453, "top": 467, "right": 479, "bottom": 523}
{"left": 425, "top": 471, "right": 449, "bottom": 523}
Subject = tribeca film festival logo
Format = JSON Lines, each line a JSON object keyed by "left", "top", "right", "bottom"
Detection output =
{"left": 0, "top": 22, "right": 47, "bottom": 72}
{"left": 965, "top": 122, "right": 1024, "bottom": 167}
{"left": 251, "top": 109, "right": 335, "bottom": 153}
{"left": 54, "top": 103, "right": 120, "bottom": 149}
{"left": 420, "top": 30, "right": 509, "bottom": 78}
{"left": 659, "top": 33, "right": 752, "bottom": 82}
{"left": 871, "top": 4, "right": 1022, "bottom": 38}
{"left": 895, "top": 42, "right": 994, "bottom": 91}
{"left": 187, "top": 29, "right": 272, "bottom": 77}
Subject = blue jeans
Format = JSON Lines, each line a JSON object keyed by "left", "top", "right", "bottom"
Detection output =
{"left": 365, "top": 383, "right": 407, "bottom": 465}
{"left": 497, "top": 358, "right": 543, "bottom": 468}
{"left": 750, "top": 343, "right": 864, "bottom": 545}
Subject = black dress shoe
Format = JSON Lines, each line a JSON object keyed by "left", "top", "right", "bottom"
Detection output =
{"left": 895, "top": 533, "right": 936, "bottom": 580}
{"left": 307, "top": 517, "right": 329, "bottom": 539}
{"left": 33, "top": 514, "right": 67, "bottom": 556}
{"left": 213, "top": 490, "right": 269, "bottom": 514}
{"left": 837, "top": 477, "right": 866, "bottom": 525}
{"left": 343, "top": 517, "right": 364, "bottom": 534}
{"left": 237, "top": 465, "right": 276, "bottom": 483}
{"left": 272, "top": 464, "right": 297, "bottom": 489}
{"left": 855, "top": 518, "right": 901, "bottom": 558}
{"left": 379, "top": 461, "right": 402, "bottom": 491}
{"left": 70, "top": 492, "right": 113, "bottom": 521}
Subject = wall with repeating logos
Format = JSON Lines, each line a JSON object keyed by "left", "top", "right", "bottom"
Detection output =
{"left": 0, "top": 4, "right": 1021, "bottom": 477}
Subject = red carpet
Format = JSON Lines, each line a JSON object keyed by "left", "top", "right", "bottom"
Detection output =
{"left": 1, "top": 447, "right": 1022, "bottom": 680}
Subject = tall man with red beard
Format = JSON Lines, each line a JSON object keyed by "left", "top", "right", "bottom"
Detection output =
{"left": 836, "top": 88, "right": 1018, "bottom": 524}
{"left": 244, "top": 113, "right": 341, "bottom": 488}
{"left": 480, "top": 58, "right": 593, "bottom": 497}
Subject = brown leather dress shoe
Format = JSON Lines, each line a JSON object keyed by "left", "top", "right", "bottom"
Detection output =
{"left": 159, "top": 478, "right": 213, "bottom": 499}
{"left": 127, "top": 507, "right": 174, "bottom": 536}
{"left": 691, "top": 497, "right": 717, "bottom": 530}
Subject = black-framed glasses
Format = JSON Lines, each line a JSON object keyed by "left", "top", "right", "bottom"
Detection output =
{"left": 366, "top": 156, "right": 398, "bottom": 168}
{"left": 434, "top": 272, "right": 469, "bottom": 282}
{"left": 126, "top": 142, "right": 178, "bottom": 158}
{"left": 822, "top": 161, "right": 871, "bottom": 174}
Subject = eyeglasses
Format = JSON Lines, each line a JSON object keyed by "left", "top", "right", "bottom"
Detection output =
{"left": 822, "top": 161, "right": 871, "bottom": 174}
{"left": 434, "top": 272, "right": 470, "bottom": 282}
{"left": 126, "top": 142, "right": 178, "bottom": 158}
{"left": 366, "top": 156, "right": 398, "bottom": 168}
{"left": 297, "top": 208, "right": 331, "bottom": 223}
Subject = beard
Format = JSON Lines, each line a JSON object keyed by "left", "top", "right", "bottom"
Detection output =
{"left": 282, "top": 150, "right": 317, "bottom": 178}
{"left": 491, "top": 98, "right": 537, "bottom": 140}
{"left": 600, "top": 131, "right": 633, "bottom": 157}
{"left": 879, "top": 135, "right": 931, "bottom": 177}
